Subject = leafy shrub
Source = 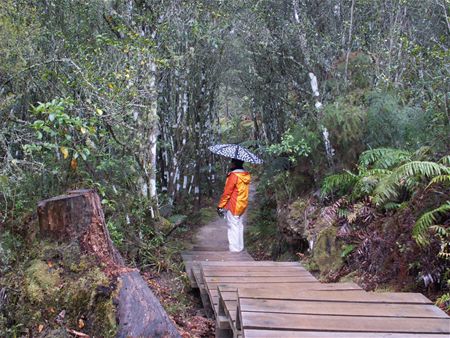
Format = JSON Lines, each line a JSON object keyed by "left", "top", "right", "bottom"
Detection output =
{"left": 0, "top": 231, "right": 22, "bottom": 273}
{"left": 267, "top": 127, "right": 312, "bottom": 164}
{"left": 322, "top": 97, "right": 366, "bottom": 167}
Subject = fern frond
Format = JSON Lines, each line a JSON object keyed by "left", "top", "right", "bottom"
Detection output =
{"left": 359, "top": 148, "right": 411, "bottom": 170}
{"left": 373, "top": 161, "right": 450, "bottom": 205}
{"left": 439, "top": 155, "right": 450, "bottom": 167}
{"left": 372, "top": 174, "right": 402, "bottom": 205}
{"left": 383, "top": 202, "right": 403, "bottom": 210}
{"left": 428, "top": 175, "right": 450, "bottom": 187}
{"left": 413, "top": 201, "right": 450, "bottom": 246}
{"left": 321, "top": 171, "right": 357, "bottom": 197}
{"left": 364, "top": 168, "right": 392, "bottom": 176}
{"left": 413, "top": 146, "right": 432, "bottom": 161}
{"left": 396, "top": 161, "right": 450, "bottom": 178}
{"left": 351, "top": 175, "right": 381, "bottom": 200}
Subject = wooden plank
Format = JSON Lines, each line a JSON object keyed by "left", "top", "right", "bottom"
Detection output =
{"left": 239, "top": 298, "right": 449, "bottom": 318}
{"left": 204, "top": 276, "right": 318, "bottom": 283}
{"left": 240, "top": 312, "right": 450, "bottom": 333}
{"left": 217, "top": 284, "right": 364, "bottom": 338}
{"left": 203, "top": 270, "right": 313, "bottom": 277}
{"left": 194, "top": 261, "right": 299, "bottom": 266}
{"left": 216, "top": 315, "right": 231, "bottom": 329}
{"left": 244, "top": 330, "right": 450, "bottom": 338}
{"left": 192, "top": 266, "right": 204, "bottom": 286}
{"left": 181, "top": 251, "right": 253, "bottom": 259}
{"left": 238, "top": 289, "right": 432, "bottom": 304}
{"left": 202, "top": 266, "right": 306, "bottom": 272}
{"left": 210, "top": 283, "right": 362, "bottom": 300}
{"left": 216, "top": 282, "right": 361, "bottom": 292}
{"left": 206, "top": 279, "right": 320, "bottom": 308}
{"left": 218, "top": 289, "right": 241, "bottom": 338}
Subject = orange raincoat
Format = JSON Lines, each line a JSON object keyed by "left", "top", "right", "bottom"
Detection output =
{"left": 217, "top": 170, "right": 251, "bottom": 216}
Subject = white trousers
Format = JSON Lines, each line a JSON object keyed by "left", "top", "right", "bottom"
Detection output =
{"left": 226, "top": 210, "right": 244, "bottom": 252}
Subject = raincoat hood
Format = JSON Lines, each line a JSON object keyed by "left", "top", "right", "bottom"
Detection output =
{"left": 232, "top": 170, "right": 251, "bottom": 185}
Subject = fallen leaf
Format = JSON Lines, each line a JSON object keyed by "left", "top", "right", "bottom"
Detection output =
{"left": 49, "top": 307, "right": 55, "bottom": 313}
{"left": 70, "top": 158, "right": 78, "bottom": 170}
{"left": 38, "top": 324, "right": 44, "bottom": 333}
{"left": 78, "top": 318, "right": 85, "bottom": 329}
{"left": 60, "top": 146, "right": 69, "bottom": 159}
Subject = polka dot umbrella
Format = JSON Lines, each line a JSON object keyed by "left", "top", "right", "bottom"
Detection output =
{"left": 208, "top": 144, "right": 263, "bottom": 164}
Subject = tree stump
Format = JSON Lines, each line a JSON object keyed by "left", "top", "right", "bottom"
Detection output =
{"left": 37, "top": 189, "right": 180, "bottom": 338}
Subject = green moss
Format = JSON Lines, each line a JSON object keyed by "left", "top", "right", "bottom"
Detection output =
{"left": 289, "top": 198, "right": 308, "bottom": 219}
{"left": 312, "top": 226, "right": 344, "bottom": 275}
{"left": 3, "top": 241, "right": 117, "bottom": 337}
{"left": 154, "top": 216, "right": 172, "bottom": 233}
{"left": 25, "top": 259, "right": 61, "bottom": 303}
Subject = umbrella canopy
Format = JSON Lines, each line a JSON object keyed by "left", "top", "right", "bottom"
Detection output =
{"left": 208, "top": 144, "right": 263, "bottom": 164}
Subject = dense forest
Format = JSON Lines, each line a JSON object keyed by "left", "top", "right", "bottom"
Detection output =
{"left": 1, "top": 0, "right": 449, "bottom": 336}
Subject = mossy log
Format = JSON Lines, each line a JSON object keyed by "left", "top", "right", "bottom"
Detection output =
{"left": 37, "top": 189, "right": 180, "bottom": 338}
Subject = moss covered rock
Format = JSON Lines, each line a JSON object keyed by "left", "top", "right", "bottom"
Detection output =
{"left": 277, "top": 198, "right": 309, "bottom": 240}
{"left": 154, "top": 216, "right": 173, "bottom": 233}
{"left": 312, "top": 226, "right": 344, "bottom": 275}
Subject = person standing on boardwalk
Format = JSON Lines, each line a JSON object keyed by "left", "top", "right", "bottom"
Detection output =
{"left": 217, "top": 158, "right": 251, "bottom": 252}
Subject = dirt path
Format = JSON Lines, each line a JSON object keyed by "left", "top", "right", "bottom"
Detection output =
{"left": 192, "top": 216, "right": 229, "bottom": 250}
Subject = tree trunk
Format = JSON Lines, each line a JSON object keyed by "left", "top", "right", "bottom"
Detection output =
{"left": 37, "top": 189, "right": 180, "bottom": 338}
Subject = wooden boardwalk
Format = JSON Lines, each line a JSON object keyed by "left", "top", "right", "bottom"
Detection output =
{"left": 182, "top": 213, "right": 449, "bottom": 337}
{"left": 182, "top": 247, "right": 450, "bottom": 338}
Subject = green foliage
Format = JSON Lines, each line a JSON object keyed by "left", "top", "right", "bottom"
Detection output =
{"left": 341, "top": 244, "right": 356, "bottom": 258}
{"left": 364, "top": 92, "right": 403, "bottom": 147}
{"left": 413, "top": 201, "right": 450, "bottom": 249}
{"left": 322, "top": 97, "right": 366, "bottom": 165}
{"left": 322, "top": 148, "right": 450, "bottom": 206}
{"left": 364, "top": 91, "right": 431, "bottom": 149}
{"left": 26, "top": 98, "right": 98, "bottom": 162}
{"left": 373, "top": 160, "right": 450, "bottom": 205}
{"left": 267, "top": 128, "right": 312, "bottom": 164}
{"left": 321, "top": 171, "right": 358, "bottom": 198}
{"left": 359, "top": 148, "right": 412, "bottom": 169}
{"left": 0, "top": 231, "right": 22, "bottom": 274}
{"left": 436, "top": 293, "right": 450, "bottom": 312}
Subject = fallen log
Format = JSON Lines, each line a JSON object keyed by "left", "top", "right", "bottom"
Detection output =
{"left": 37, "top": 189, "right": 180, "bottom": 338}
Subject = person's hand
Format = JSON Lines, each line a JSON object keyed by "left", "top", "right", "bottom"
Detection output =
{"left": 217, "top": 207, "right": 224, "bottom": 217}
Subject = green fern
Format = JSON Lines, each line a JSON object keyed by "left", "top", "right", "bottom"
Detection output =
{"left": 321, "top": 171, "right": 357, "bottom": 197}
{"left": 373, "top": 161, "right": 450, "bottom": 205}
{"left": 439, "top": 155, "right": 450, "bottom": 166}
{"left": 428, "top": 175, "right": 450, "bottom": 186}
{"left": 351, "top": 170, "right": 391, "bottom": 200}
{"left": 359, "top": 148, "right": 412, "bottom": 170}
{"left": 397, "top": 161, "right": 449, "bottom": 178}
{"left": 413, "top": 201, "right": 450, "bottom": 246}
